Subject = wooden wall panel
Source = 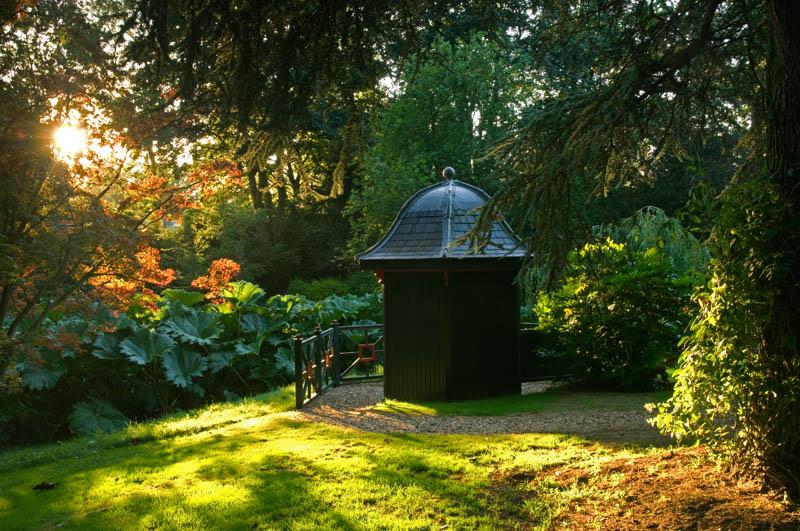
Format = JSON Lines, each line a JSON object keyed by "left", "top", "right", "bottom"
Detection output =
{"left": 382, "top": 270, "right": 520, "bottom": 402}
{"left": 383, "top": 272, "right": 449, "bottom": 401}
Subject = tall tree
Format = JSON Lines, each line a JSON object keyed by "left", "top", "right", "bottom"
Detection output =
{"left": 119, "top": 0, "right": 533, "bottom": 210}
{"left": 481, "top": 0, "right": 799, "bottom": 499}
{"left": 345, "top": 33, "right": 532, "bottom": 253}
{"left": 0, "top": 1, "right": 233, "bottom": 337}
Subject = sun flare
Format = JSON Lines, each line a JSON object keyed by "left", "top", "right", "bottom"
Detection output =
{"left": 53, "top": 124, "right": 88, "bottom": 156}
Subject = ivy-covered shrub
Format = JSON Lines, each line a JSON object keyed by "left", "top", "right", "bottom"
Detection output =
{"left": 654, "top": 176, "right": 800, "bottom": 499}
{"left": 535, "top": 239, "right": 697, "bottom": 390}
{"left": 2, "top": 282, "right": 382, "bottom": 445}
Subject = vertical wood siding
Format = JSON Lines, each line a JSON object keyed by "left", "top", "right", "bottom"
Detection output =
{"left": 383, "top": 270, "right": 520, "bottom": 402}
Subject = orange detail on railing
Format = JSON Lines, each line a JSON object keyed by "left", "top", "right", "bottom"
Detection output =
{"left": 306, "top": 361, "right": 314, "bottom": 380}
{"left": 357, "top": 343, "right": 378, "bottom": 363}
{"left": 324, "top": 348, "right": 333, "bottom": 368}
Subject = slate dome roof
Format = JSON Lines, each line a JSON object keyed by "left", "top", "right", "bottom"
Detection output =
{"left": 357, "top": 178, "right": 525, "bottom": 266}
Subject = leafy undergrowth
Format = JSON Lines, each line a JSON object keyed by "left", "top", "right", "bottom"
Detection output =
{"left": 0, "top": 388, "right": 796, "bottom": 530}
{"left": 374, "top": 388, "right": 672, "bottom": 416}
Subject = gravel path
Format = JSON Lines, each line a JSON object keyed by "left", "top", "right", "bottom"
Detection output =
{"left": 289, "top": 381, "right": 669, "bottom": 446}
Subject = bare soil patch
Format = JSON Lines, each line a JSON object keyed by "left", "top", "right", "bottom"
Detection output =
{"left": 531, "top": 447, "right": 800, "bottom": 530}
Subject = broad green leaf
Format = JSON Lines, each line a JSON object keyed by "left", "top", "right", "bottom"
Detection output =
{"left": 240, "top": 313, "right": 267, "bottom": 334}
{"left": 214, "top": 301, "right": 236, "bottom": 315}
{"left": 114, "top": 314, "right": 139, "bottom": 332}
{"left": 59, "top": 315, "right": 91, "bottom": 336}
{"left": 92, "top": 333, "right": 120, "bottom": 360}
{"left": 162, "top": 310, "right": 222, "bottom": 347}
{"left": 162, "top": 348, "right": 207, "bottom": 389}
{"left": 274, "top": 347, "right": 295, "bottom": 377}
{"left": 234, "top": 335, "right": 265, "bottom": 357}
{"left": 266, "top": 333, "right": 286, "bottom": 347}
{"left": 69, "top": 399, "right": 128, "bottom": 436}
{"left": 161, "top": 288, "right": 206, "bottom": 306}
{"left": 120, "top": 328, "right": 175, "bottom": 365}
{"left": 208, "top": 350, "right": 241, "bottom": 373}
{"left": 21, "top": 357, "right": 64, "bottom": 390}
{"left": 222, "top": 281, "right": 265, "bottom": 306}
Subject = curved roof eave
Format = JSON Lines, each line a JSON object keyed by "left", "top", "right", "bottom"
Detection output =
{"left": 356, "top": 178, "right": 527, "bottom": 265}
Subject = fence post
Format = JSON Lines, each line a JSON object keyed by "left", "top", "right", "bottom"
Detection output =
{"left": 331, "top": 320, "right": 341, "bottom": 386}
{"left": 294, "top": 334, "right": 303, "bottom": 410}
{"left": 313, "top": 325, "right": 322, "bottom": 394}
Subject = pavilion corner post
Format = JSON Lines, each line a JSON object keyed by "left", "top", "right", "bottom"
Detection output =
{"left": 294, "top": 334, "right": 303, "bottom": 410}
{"left": 332, "top": 320, "right": 342, "bottom": 386}
{"left": 313, "top": 326, "right": 323, "bottom": 394}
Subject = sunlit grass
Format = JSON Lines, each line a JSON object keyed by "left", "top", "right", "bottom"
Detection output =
{"left": 0, "top": 385, "right": 669, "bottom": 530}
{"left": 374, "top": 388, "right": 672, "bottom": 416}
{"left": 0, "top": 386, "right": 295, "bottom": 473}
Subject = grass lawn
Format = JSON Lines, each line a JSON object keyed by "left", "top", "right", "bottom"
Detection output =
{"left": 1, "top": 386, "right": 796, "bottom": 530}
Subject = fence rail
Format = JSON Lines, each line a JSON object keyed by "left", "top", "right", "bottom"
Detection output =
{"left": 294, "top": 321, "right": 384, "bottom": 409}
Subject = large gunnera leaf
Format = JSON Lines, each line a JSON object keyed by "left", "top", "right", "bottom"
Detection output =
{"left": 240, "top": 313, "right": 267, "bottom": 334}
{"left": 208, "top": 350, "right": 242, "bottom": 373}
{"left": 69, "top": 399, "right": 129, "bottom": 436}
{"left": 119, "top": 328, "right": 175, "bottom": 365}
{"left": 221, "top": 281, "right": 265, "bottom": 307}
{"left": 274, "top": 346, "right": 295, "bottom": 377}
{"left": 92, "top": 333, "right": 121, "bottom": 359}
{"left": 162, "top": 311, "right": 222, "bottom": 347}
{"left": 160, "top": 288, "right": 206, "bottom": 306}
{"left": 162, "top": 348, "right": 207, "bottom": 388}
{"left": 21, "top": 351, "right": 65, "bottom": 390}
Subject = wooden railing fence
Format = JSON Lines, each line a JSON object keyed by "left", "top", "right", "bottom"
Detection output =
{"left": 294, "top": 321, "right": 384, "bottom": 409}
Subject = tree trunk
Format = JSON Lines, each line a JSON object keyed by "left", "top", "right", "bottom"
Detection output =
{"left": 247, "top": 169, "right": 264, "bottom": 209}
{"left": 0, "top": 283, "right": 12, "bottom": 330}
{"left": 762, "top": 0, "right": 800, "bottom": 500}
{"left": 766, "top": 1, "right": 800, "bottom": 182}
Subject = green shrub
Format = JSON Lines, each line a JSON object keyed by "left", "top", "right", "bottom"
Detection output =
{"left": 288, "top": 272, "right": 379, "bottom": 300}
{"left": 344, "top": 271, "right": 381, "bottom": 295}
{"left": 287, "top": 277, "right": 350, "bottom": 299}
{"left": 535, "top": 238, "right": 697, "bottom": 391}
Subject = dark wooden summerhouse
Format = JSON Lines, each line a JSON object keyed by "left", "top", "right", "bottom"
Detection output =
{"left": 357, "top": 168, "right": 525, "bottom": 402}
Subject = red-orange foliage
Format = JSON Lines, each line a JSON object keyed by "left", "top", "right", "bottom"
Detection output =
{"left": 90, "top": 246, "right": 176, "bottom": 311}
{"left": 191, "top": 258, "right": 241, "bottom": 301}
{"left": 124, "top": 159, "right": 243, "bottom": 223}
{"left": 135, "top": 247, "right": 176, "bottom": 287}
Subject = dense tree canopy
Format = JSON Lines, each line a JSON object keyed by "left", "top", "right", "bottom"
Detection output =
{"left": 345, "top": 33, "right": 532, "bottom": 254}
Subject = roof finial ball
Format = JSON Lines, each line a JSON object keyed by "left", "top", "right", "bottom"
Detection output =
{"left": 442, "top": 166, "right": 456, "bottom": 180}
